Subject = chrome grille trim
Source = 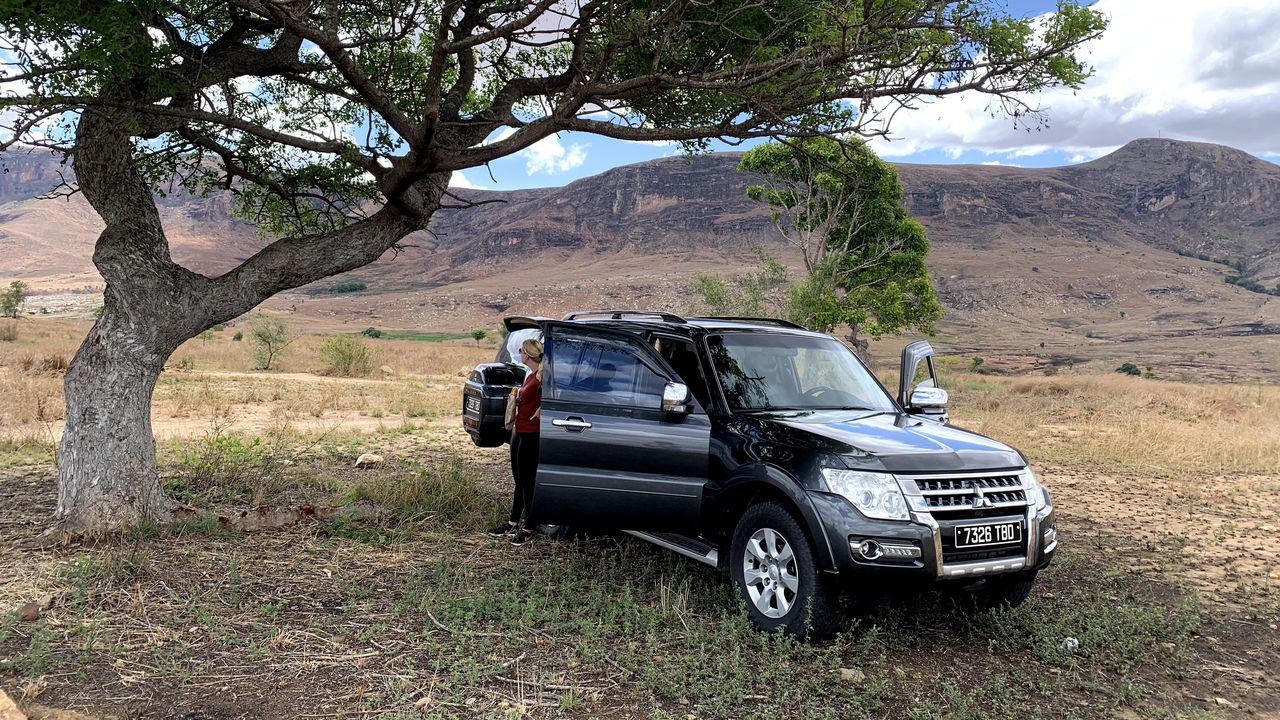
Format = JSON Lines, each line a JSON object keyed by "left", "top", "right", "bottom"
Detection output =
{"left": 897, "top": 472, "right": 1030, "bottom": 514}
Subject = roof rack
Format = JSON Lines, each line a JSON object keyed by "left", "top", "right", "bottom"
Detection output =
{"left": 690, "top": 316, "right": 808, "bottom": 330}
{"left": 561, "top": 309, "right": 687, "bottom": 324}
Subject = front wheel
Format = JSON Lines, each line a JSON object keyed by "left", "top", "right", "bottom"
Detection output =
{"left": 730, "top": 502, "right": 839, "bottom": 640}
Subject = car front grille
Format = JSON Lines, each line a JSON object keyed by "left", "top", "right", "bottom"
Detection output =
{"left": 902, "top": 472, "right": 1029, "bottom": 521}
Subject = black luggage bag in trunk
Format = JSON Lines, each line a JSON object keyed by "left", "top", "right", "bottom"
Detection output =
{"left": 462, "top": 363, "right": 527, "bottom": 447}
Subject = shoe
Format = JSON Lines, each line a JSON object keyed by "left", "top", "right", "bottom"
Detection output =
{"left": 510, "top": 529, "right": 534, "bottom": 546}
{"left": 487, "top": 522, "right": 517, "bottom": 538}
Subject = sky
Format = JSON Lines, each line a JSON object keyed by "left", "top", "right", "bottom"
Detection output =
{"left": 452, "top": 0, "right": 1280, "bottom": 191}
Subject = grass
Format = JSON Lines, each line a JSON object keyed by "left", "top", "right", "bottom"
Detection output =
{"left": 369, "top": 329, "right": 474, "bottom": 343}
{"left": 943, "top": 372, "right": 1280, "bottom": 474}
{"left": 0, "top": 520, "right": 1213, "bottom": 718}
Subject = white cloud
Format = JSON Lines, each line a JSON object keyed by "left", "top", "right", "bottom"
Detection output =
{"left": 522, "top": 133, "right": 588, "bottom": 175}
{"left": 867, "top": 0, "right": 1280, "bottom": 158}
{"left": 449, "top": 171, "right": 479, "bottom": 189}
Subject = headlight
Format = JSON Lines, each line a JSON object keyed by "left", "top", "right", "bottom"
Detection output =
{"left": 1020, "top": 468, "right": 1048, "bottom": 511}
{"left": 820, "top": 469, "right": 909, "bottom": 521}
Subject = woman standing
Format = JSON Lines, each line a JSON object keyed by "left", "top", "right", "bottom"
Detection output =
{"left": 488, "top": 338, "right": 544, "bottom": 546}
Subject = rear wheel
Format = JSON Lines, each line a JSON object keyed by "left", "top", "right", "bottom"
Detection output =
{"left": 730, "top": 502, "right": 839, "bottom": 639}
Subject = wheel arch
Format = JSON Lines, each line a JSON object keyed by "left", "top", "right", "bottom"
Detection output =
{"left": 715, "top": 465, "right": 839, "bottom": 573}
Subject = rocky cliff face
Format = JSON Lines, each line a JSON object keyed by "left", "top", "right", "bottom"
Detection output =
{"left": 2, "top": 138, "right": 1277, "bottom": 288}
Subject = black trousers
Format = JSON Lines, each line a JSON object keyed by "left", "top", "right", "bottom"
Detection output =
{"left": 508, "top": 432, "right": 540, "bottom": 526}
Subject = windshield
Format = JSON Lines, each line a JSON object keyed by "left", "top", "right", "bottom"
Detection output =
{"left": 707, "top": 333, "right": 896, "bottom": 413}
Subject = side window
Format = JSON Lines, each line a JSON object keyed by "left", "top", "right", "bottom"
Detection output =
{"left": 551, "top": 336, "right": 667, "bottom": 408}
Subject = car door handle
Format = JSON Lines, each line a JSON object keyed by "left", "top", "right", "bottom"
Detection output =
{"left": 552, "top": 417, "right": 592, "bottom": 430}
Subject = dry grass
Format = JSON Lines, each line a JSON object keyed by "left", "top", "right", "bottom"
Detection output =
{"left": 3, "top": 317, "right": 1279, "bottom": 476}
{"left": 0, "top": 318, "right": 491, "bottom": 447}
{"left": 946, "top": 372, "right": 1280, "bottom": 475}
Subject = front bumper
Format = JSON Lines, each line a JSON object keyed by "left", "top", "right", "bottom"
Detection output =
{"left": 810, "top": 484, "right": 1057, "bottom": 582}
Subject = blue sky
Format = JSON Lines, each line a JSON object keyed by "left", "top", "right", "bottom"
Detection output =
{"left": 454, "top": 0, "right": 1280, "bottom": 191}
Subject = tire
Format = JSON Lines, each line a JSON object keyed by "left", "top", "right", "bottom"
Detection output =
{"left": 959, "top": 570, "right": 1039, "bottom": 611}
{"left": 730, "top": 501, "right": 840, "bottom": 640}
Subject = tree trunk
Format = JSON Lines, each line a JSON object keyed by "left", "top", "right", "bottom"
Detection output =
{"left": 55, "top": 312, "right": 173, "bottom": 535}
{"left": 31, "top": 103, "right": 443, "bottom": 541}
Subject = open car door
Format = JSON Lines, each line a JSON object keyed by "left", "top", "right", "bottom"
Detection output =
{"left": 532, "top": 321, "right": 711, "bottom": 532}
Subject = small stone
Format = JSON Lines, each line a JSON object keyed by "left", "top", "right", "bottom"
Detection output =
{"left": 1059, "top": 637, "right": 1080, "bottom": 653}
{"left": 1213, "top": 697, "right": 1235, "bottom": 708}
{"left": 1159, "top": 642, "right": 1177, "bottom": 652}
{"left": 839, "top": 667, "right": 866, "bottom": 683}
{"left": 0, "top": 689, "right": 26, "bottom": 720}
{"left": 17, "top": 601, "right": 40, "bottom": 622}
{"left": 354, "top": 453, "right": 383, "bottom": 469}
{"left": 379, "top": 365, "right": 395, "bottom": 377}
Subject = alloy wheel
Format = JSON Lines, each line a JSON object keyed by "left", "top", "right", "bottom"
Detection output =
{"left": 742, "top": 527, "right": 799, "bottom": 618}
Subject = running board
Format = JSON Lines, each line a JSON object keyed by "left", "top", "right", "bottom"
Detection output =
{"left": 622, "top": 530, "right": 719, "bottom": 567}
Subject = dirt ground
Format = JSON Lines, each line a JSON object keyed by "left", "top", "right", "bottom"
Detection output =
{"left": 1, "top": 443, "right": 1277, "bottom": 719}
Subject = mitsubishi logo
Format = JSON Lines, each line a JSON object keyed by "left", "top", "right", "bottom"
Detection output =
{"left": 972, "top": 487, "right": 990, "bottom": 509}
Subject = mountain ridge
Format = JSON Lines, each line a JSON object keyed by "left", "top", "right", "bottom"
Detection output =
{"left": 2, "top": 138, "right": 1278, "bottom": 379}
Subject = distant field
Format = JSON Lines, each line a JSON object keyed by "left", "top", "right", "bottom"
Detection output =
{"left": 1, "top": 316, "right": 1277, "bottom": 718}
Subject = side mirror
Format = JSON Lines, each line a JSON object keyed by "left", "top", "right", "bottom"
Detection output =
{"left": 909, "top": 386, "right": 948, "bottom": 409}
{"left": 662, "top": 382, "right": 692, "bottom": 414}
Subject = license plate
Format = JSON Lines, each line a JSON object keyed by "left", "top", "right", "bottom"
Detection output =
{"left": 954, "top": 521, "right": 1022, "bottom": 548}
{"left": 465, "top": 396, "right": 481, "bottom": 414}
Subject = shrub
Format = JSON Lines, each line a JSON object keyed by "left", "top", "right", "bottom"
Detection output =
{"left": 169, "top": 427, "right": 268, "bottom": 502}
{"left": 232, "top": 331, "right": 243, "bottom": 342}
{"left": 0, "top": 323, "right": 16, "bottom": 342}
{"left": 325, "top": 281, "right": 368, "bottom": 294}
{"left": 174, "top": 356, "right": 195, "bottom": 370}
{"left": 966, "top": 356, "right": 985, "bottom": 372}
{"left": 320, "top": 336, "right": 374, "bottom": 377}
{"left": 0, "top": 280, "right": 28, "bottom": 319}
{"left": 1115, "top": 362, "right": 1141, "bottom": 376}
{"left": 21, "top": 353, "right": 69, "bottom": 375}
{"left": 361, "top": 327, "right": 383, "bottom": 338}
{"left": 344, "top": 456, "right": 502, "bottom": 529}
{"left": 248, "top": 313, "right": 292, "bottom": 370}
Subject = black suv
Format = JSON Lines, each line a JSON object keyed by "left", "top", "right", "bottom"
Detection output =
{"left": 463, "top": 310, "right": 1056, "bottom": 637}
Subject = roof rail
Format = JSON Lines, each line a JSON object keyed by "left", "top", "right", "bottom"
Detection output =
{"left": 691, "top": 316, "right": 808, "bottom": 330}
{"left": 561, "top": 309, "right": 687, "bottom": 324}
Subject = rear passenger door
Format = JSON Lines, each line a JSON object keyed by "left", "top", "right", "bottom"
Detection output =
{"left": 534, "top": 322, "right": 711, "bottom": 532}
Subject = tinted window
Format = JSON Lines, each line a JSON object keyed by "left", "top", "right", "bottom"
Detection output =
{"left": 551, "top": 337, "right": 666, "bottom": 408}
{"left": 707, "top": 333, "right": 895, "bottom": 412}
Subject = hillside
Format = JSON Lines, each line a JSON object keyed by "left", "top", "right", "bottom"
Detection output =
{"left": 1, "top": 139, "right": 1278, "bottom": 379}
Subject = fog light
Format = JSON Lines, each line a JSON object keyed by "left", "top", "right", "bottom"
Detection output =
{"left": 858, "top": 539, "right": 883, "bottom": 560}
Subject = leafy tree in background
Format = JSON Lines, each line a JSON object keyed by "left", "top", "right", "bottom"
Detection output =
{"left": 739, "top": 138, "right": 944, "bottom": 351}
{"left": 0, "top": 0, "right": 1106, "bottom": 536}
{"left": 248, "top": 314, "right": 292, "bottom": 371}
{"left": 470, "top": 328, "right": 488, "bottom": 347}
{"left": 0, "top": 280, "right": 28, "bottom": 318}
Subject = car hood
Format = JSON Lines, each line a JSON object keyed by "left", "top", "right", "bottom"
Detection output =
{"left": 754, "top": 410, "right": 1025, "bottom": 473}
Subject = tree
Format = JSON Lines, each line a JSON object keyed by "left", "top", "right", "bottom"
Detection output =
{"left": 692, "top": 247, "right": 791, "bottom": 317}
{"left": 0, "top": 281, "right": 29, "bottom": 319}
{"left": 248, "top": 314, "right": 292, "bottom": 371}
{"left": 0, "top": 1, "right": 1106, "bottom": 537}
{"left": 470, "top": 328, "right": 488, "bottom": 347}
{"left": 736, "top": 138, "right": 944, "bottom": 350}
